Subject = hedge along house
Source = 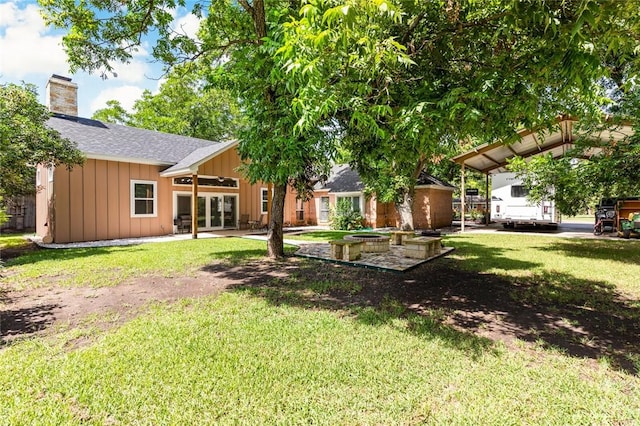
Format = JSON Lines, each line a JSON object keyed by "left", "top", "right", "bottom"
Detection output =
{"left": 289, "top": 164, "right": 454, "bottom": 229}
{"left": 37, "top": 75, "right": 265, "bottom": 243}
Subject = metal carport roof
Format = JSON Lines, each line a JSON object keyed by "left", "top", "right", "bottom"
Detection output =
{"left": 451, "top": 117, "right": 633, "bottom": 174}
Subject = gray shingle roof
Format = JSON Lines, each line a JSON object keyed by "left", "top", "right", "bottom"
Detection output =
{"left": 315, "top": 164, "right": 364, "bottom": 192}
{"left": 47, "top": 113, "right": 232, "bottom": 166}
{"left": 316, "top": 164, "right": 454, "bottom": 192}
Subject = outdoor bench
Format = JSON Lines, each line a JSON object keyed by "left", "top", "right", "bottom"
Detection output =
{"left": 329, "top": 239, "right": 363, "bottom": 261}
{"left": 389, "top": 230, "right": 417, "bottom": 245}
{"left": 403, "top": 236, "right": 442, "bottom": 259}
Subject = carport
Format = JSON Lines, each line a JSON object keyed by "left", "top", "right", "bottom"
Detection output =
{"left": 451, "top": 116, "right": 633, "bottom": 231}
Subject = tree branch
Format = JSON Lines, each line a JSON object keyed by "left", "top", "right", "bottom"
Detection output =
{"left": 237, "top": 0, "right": 254, "bottom": 15}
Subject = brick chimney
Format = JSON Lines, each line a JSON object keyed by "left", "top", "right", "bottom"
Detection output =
{"left": 46, "top": 74, "right": 78, "bottom": 116}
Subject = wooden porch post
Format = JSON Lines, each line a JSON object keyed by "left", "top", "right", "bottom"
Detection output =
{"left": 461, "top": 163, "right": 466, "bottom": 232}
{"left": 191, "top": 174, "right": 198, "bottom": 239}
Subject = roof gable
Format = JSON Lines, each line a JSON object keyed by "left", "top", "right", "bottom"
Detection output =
{"left": 315, "top": 164, "right": 364, "bottom": 193}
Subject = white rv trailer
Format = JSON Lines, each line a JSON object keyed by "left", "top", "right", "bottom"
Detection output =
{"left": 490, "top": 172, "right": 559, "bottom": 229}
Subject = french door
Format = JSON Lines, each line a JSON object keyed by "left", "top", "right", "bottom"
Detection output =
{"left": 176, "top": 193, "right": 237, "bottom": 230}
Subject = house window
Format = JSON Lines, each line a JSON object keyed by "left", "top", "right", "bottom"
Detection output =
{"left": 131, "top": 180, "right": 157, "bottom": 217}
{"left": 36, "top": 169, "right": 42, "bottom": 186}
{"left": 48, "top": 167, "right": 54, "bottom": 182}
{"left": 319, "top": 196, "right": 330, "bottom": 222}
{"left": 261, "top": 188, "right": 270, "bottom": 214}
{"left": 295, "top": 199, "right": 304, "bottom": 222}
{"left": 337, "top": 195, "right": 361, "bottom": 212}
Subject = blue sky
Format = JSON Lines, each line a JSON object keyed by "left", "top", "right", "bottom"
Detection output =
{"left": 0, "top": 0, "right": 201, "bottom": 117}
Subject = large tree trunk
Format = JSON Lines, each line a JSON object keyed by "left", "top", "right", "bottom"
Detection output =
{"left": 267, "top": 183, "right": 286, "bottom": 258}
{"left": 395, "top": 191, "right": 414, "bottom": 231}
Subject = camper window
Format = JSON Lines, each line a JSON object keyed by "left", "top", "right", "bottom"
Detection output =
{"left": 511, "top": 185, "right": 529, "bottom": 198}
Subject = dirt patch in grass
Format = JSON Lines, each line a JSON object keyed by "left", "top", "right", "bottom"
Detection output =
{"left": 2, "top": 256, "right": 639, "bottom": 374}
{"left": 0, "top": 271, "right": 233, "bottom": 344}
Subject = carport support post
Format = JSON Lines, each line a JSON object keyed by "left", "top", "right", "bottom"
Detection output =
{"left": 461, "top": 163, "right": 466, "bottom": 232}
{"left": 191, "top": 174, "right": 198, "bottom": 239}
{"left": 485, "top": 173, "right": 489, "bottom": 227}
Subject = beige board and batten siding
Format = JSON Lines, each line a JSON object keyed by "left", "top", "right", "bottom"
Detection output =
{"left": 48, "top": 159, "right": 172, "bottom": 243}
{"left": 44, "top": 151, "right": 266, "bottom": 243}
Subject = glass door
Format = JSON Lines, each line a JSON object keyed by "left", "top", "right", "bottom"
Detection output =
{"left": 174, "top": 193, "right": 236, "bottom": 231}
{"left": 210, "top": 196, "right": 222, "bottom": 228}
{"left": 197, "top": 196, "right": 207, "bottom": 229}
{"left": 223, "top": 195, "right": 237, "bottom": 228}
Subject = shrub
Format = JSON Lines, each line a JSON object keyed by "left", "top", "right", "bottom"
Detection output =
{"left": 330, "top": 199, "right": 364, "bottom": 230}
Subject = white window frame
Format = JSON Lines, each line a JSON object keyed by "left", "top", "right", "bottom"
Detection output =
{"left": 295, "top": 198, "right": 304, "bottom": 221}
{"left": 47, "top": 166, "right": 54, "bottom": 182}
{"left": 36, "top": 169, "right": 42, "bottom": 186}
{"left": 131, "top": 180, "right": 158, "bottom": 218}
{"left": 260, "top": 188, "right": 270, "bottom": 214}
{"left": 336, "top": 192, "right": 364, "bottom": 213}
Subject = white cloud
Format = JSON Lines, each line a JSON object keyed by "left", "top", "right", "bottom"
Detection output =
{"left": 106, "top": 58, "right": 152, "bottom": 84}
{"left": 0, "top": 2, "right": 69, "bottom": 79}
{"left": 90, "top": 85, "right": 145, "bottom": 114}
{"left": 171, "top": 12, "right": 202, "bottom": 41}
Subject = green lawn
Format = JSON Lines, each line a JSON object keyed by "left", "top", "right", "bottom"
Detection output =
{"left": 1, "top": 232, "right": 639, "bottom": 424}
{"left": 292, "top": 230, "right": 640, "bottom": 298}
{"left": 0, "top": 233, "right": 33, "bottom": 250}
{"left": 1, "top": 237, "right": 294, "bottom": 289}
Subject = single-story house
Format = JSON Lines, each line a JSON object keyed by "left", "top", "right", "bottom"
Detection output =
{"left": 37, "top": 75, "right": 452, "bottom": 243}
{"left": 287, "top": 164, "right": 454, "bottom": 229}
{"left": 37, "top": 75, "right": 268, "bottom": 243}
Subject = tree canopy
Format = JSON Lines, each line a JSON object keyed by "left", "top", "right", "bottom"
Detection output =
{"left": 505, "top": 1, "right": 640, "bottom": 215}
{"left": 279, "top": 0, "right": 621, "bottom": 229}
{"left": 92, "top": 66, "right": 244, "bottom": 141}
{"left": 0, "top": 83, "right": 84, "bottom": 201}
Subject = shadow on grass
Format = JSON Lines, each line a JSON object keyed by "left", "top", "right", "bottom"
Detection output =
{"left": 202, "top": 259, "right": 497, "bottom": 361}
{"left": 3, "top": 245, "right": 145, "bottom": 267}
{"left": 444, "top": 238, "right": 542, "bottom": 271}
{"left": 539, "top": 239, "right": 640, "bottom": 265}
{"left": 0, "top": 303, "right": 58, "bottom": 345}
{"left": 205, "top": 248, "right": 296, "bottom": 265}
{"left": 202, "top": 250, "right": 640, "bottom": 375}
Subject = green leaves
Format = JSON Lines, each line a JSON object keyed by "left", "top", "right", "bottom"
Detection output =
{"left": 0, "top": 83, "right": 84, "bottom": 199}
